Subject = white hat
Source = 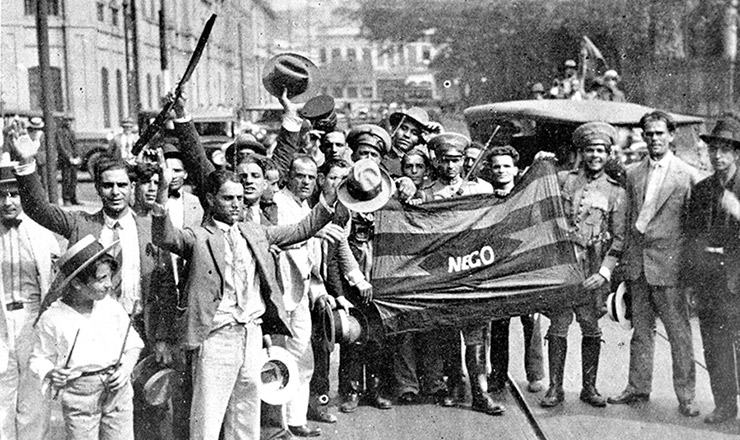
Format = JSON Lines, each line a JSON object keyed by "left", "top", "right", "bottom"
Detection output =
{"left": 606, "top": 282, "right": 632, "bottom": 331}
{"left": 258, "top": 346, "right": 299, "bottom": 405}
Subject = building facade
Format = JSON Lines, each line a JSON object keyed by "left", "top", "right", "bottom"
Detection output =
{"left": 1, "top": 0, "right": 276, "bottom": 142}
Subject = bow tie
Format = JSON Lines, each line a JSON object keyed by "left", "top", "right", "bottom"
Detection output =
{"left": 2, "top": 218, "right": 21, "bottom": 229}
{"left": 169, "top": 190, "right": 181, "bottom": 199}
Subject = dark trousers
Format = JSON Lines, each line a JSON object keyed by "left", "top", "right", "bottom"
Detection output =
{"left": 338, "top": 339, "right": 390, "bottom": 397}
{"left": 696, "top": 253, "right": 740, "bottom": 412}
{"left": 489, "top": 315, "right": 545, "bottom": 391}
{"left": 309, "top": 315, "right": 332, "bottom": 400}
{"left": 60, "top": 161, "right": 78, "bottom": 203}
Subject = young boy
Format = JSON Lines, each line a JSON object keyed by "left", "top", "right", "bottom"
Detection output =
{"left": 30, "top": 234, "right": 144, "bottom": 440}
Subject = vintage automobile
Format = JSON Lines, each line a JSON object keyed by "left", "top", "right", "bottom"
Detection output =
{"left": 464, "top": 99, "right": 708, "bottom": 175}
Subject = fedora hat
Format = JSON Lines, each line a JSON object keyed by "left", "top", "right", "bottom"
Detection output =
{"left": 28, "top": 117, "right": 45, "bottom": 130}
{"left": 0, "top": 161, "right": 19, "bottom": 189}
{"left": 606, "top": 282, "right": 632, "bottom": 331}
{"left": 262, "top": 53, "right": 318, "bottom": 102}
{"left": 700, "top": 117, "right": 740, "bottom": 149}
{"left": 324, "top": 308, "right": 365, "bottom": 349}
{"left": 337, "top": 158, "right": 394, "bottom": 213}
{"left": 258, "top": 346, "right": 299, "bottom": 405}
{"left": 131, "top": 355, "right": 177, "bottom": 407}
{"left": 389, "top": 107, "right": 431, "bottom": 131}
{"left": 225, "top": 132, "right": 267, "bottom": 164}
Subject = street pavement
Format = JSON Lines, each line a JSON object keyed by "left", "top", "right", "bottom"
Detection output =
{"left": 42, "top": 177, "right": 740, "bottom": 439}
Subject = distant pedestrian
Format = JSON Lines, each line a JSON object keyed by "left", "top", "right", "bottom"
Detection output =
{"left": 57, "top": 117, "right": 82, "bottom": 206}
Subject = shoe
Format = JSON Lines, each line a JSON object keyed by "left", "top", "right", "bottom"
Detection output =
{"left": 399, "top": 392, "right": 417, "bottom": 405}
{"left": 288, "top": 425, "right": 322, "bottom": 437}
{"left": 607, "top": 390, "right": 650, "bottom": 405}
{"left": 539, "top": 387, "right": 564, "bottom": 408}
{"left": 579, "top": 388, "right": 607, "bottom": 408}
{"left": 433, "top": 390, "right": 455, "bottom": 407}
{"left": 307, "top": 406, "right": 337, "bottom": 424}
{"left": 339, "top": 393, "right": 359, "bottom": 413}
{"left": 527, "top": 380, "right": 545, "bottom": 393}
{"left": 678, "top": 401, "right": 700, "bottom": 417}
{"left": 368, "top": 394, "right": 393, "bottom": 410}
{"left": 471, "top": 396, "right": 506, "bottom": 416}
{"left": 704, "top": 407, "right": 737, "bottom": 424}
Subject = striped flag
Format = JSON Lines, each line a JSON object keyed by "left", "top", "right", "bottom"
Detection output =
{"left": 370, "top": 160, "right": 586, "bottom": 335}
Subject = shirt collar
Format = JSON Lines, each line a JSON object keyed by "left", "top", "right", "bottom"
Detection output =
{"left": 104, "top": 210, "right": 135, "bottom": 229}
{"left": 214, "top": 218, "right": 238, "bottom": 233}
{"left": 648, "top": 150, "right": 673, "bottom": 168}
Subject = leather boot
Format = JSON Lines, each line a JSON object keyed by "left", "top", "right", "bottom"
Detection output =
{"left": 466, "top": 344, "right": 505, "bottom": 415}
{"left": 579, "top": 336, "right": 607, "bottom": 407}
{"left": 365, "top": 375, "right": 392, "bottom": 410}
{"left": 540, "top": 336, "right": 566, "bottom": 408}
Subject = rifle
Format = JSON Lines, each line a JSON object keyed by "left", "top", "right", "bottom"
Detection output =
{"left": 456, "top": 125, "right": 500, "bottom": 196}
{"left": 53, "top": 328, "right": 80, "bottom": 400}
{"left": 132, "top": 14, "right": 217, "bottom": 156}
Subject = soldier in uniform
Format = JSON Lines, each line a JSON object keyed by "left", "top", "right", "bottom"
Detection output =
{"left": 685, "top": 117, "right": 740, "bottom": 424}
{"left": 421, "top": 133, "right": 505, "bottom": 416}
{"left": 539, "top": 122, "right": 626, "bottom": 408}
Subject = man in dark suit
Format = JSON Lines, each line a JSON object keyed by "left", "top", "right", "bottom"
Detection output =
{"left": 10, "top": 135, "right": 172, "bottom": 437}
{"left": 151, "top": 165, "right": 336, "bottom": 440}
{"left": 608, "top": 111, "right": 701, "bottom": 417}
{"left": 56, "top": 117, "right": 82, "bottom": 206}
{"left": 685, "top": 117, "right": 740, "bottom": 424}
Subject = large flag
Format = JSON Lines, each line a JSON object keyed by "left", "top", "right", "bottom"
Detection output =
{"left": 370, "top": 160, "right": 586, "bottom": 336}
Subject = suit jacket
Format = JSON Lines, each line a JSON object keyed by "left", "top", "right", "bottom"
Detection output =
{"left": 152, "top": 201, "right": 333, "bottom": 349}
{"left": 622, "top": 153, "right": 699, "bottom": 285}
{"left": 16, "top": 167, "right": 160, "bottom": 343}
{"left": 0, "top": 215, "right": 59, "bottom": 372}
{"left": 108, "top": 132, "right": 138, "bottom": 162}
{"left": 684, "top": 170, "right": 740, "bottom": 295}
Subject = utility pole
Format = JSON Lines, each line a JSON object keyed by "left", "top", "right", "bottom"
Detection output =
{"left": 35, "top": 0, "right": 59, "bottom": 204}
{"left": 724, "top": 0, "right": 738, "bottom": 111}
{"left": 123, "top": 0, "right": 140, "bottom": 123}
{"left": 159, "top": 0, "right": 170, "bottom": 98}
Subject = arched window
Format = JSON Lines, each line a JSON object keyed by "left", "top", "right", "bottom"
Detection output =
{"left": 116, "top": 69, "right": 124, "bottom": 123}
{"left": 28, "top": 66, "right": 64, "bottom": 112}
{"left": 146, "top": 74, "right": 153, "bottom": 109}
{"left": 102, "top": 67, "right": 111, "bottom": 128}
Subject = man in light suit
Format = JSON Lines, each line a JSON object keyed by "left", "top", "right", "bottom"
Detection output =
{"left": 608, "top": 111, "right": 701, "bottom": 417}
{"left": 108, "top": 117, "right": 139, "bottom": 165}
{"left": 151, "top": 166, "right": 336, "bottom": 440}
{"left": 0, "top": 164, "right": 59, "bottom": 440}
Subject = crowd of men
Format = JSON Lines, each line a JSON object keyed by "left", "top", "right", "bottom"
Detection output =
{"left": 1, "top": 51, "right": 740, "bottom": 440}
{"left": 529, "top": 59, "right": 626, "bottom": 102}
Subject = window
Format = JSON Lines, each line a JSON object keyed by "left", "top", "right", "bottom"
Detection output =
{"left": 116, "top": 69, "right": 124, "bottom": 123}
{"left": 398, "top": 44, "right": 405, "bottom": 65}
{"left": 24, "top": 0, "right": 60, "bottom": 15}
{"left": 331, "top": 86, "right": 343, "bottom": 98}
{"left": 28, "top": 66, "right": 64, "bottom": 112}
{"left": 408, "top": 45, "right": 417, "bottom": 64}
{"left": 319, "top": 48, "right": 327, "bottom": 64}
{"left": 363, "top": 48, "right": 372, "bottom": 66}
{"left": 102, "top": 68, "right": 111, "bottom": 128}
{"left": 361, "top": 87, "right": 374, "bottom": 99}
{"left": 346, "top": 48, "right": 357, "bottom": 62}
{"left": 111, "top": 6, "right": 119, "bottom": 26}
{"left": 156, "top": 75, "right": 162, "bottom": 105}
{"left": 422, "top": 46, "right": 432, "bottom": 63}
{"left": 146, "top": 74, "right": 153, "bottom": 109}
{"left": 331, "top": 48, "right": 341, "bottom": 62}
{"left": 347, "top": 86, "right": 358, "bottom": 99}
{"left": 97, "top": 2, "right": 105, "bottom": 21}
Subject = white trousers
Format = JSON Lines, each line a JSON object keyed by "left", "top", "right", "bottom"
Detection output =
{"left": 190, "top": 321, "right": 263, "bottom": 440}
{"left": 0, "top": 304, "right": 49, "bottom": 440}
{"left": 284, "top": 295, "right": 314, "bottom": 427}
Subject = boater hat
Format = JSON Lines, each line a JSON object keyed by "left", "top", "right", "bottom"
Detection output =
{"left": 132, "top": 355, "right": 177, "bottom": 407}
{"left": 606, "top": 281, "right": 632, "bottom": 331}
{"left": 700, "top": 117, "right": 740, "bottom": 149}
{"left": 37, "top": 235, "right": 121, "bottom": 321}
{"left": 262, "top": 53, "right": 318, "bottom": 102}
{"left": 337, "top": 159, "right": 394, "bottom": 213}
{"left": 28, "top": 117, "right": 45, "bottom": 130}
{"left": 258, "top": 346, "right": 299, "bottom": 405}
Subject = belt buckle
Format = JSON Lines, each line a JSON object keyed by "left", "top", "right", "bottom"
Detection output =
{"left": 5, "top": 301, "right": 24, "bottom": 311}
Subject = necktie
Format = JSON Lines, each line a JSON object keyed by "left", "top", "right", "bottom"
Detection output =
{"left": 2, "top": 218, "right": 22, "bottom": 229}
{"left": 110, "top": 222, "right": 124, "bottom": 299}
{"left": 169, "top": 189, "right": 181, "bottom": 199}
{"left": 635, "top": 163, "right": 662, "bottom": 234}
{"left": 244, "top": 206, "right": 254, "bottom": 223}
{"left": 225, "top": 226, "right": 245, "bottom": 308}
